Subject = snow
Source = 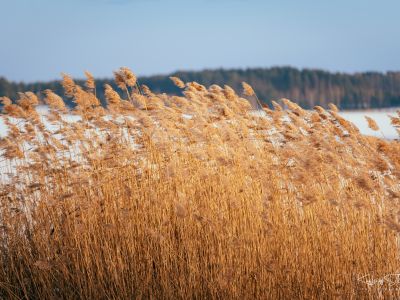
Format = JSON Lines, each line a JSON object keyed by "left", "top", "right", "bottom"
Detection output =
{"left": 340, "top": 109, "right": 399, "bottom": 140}
{"left": 0, "top": 107, "right": 398, "bottom": 139}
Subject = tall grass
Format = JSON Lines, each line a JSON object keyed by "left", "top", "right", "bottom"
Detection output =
{"left": 0, "top": 68, "right": 400, "bottom": 298}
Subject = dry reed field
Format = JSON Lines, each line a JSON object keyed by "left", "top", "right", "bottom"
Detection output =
{"left": 1, "top": 67, "right": 400, "bottom": 299}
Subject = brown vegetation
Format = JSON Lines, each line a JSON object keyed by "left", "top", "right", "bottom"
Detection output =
{"left": 0, "top": 68, "right": 400, "bottom": 299}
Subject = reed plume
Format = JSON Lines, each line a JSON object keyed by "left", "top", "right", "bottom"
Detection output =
{"left": 61, "top": 73, "right": 76, "bottom": 97}
{"left": 242, "top": 82, "right": 255, "bottom": 96}
{"left": 365, "top": 116, "right": 380, "bottom": 131}
{"left": 43, "top": 89, "right": 66, "bottom": 111}
{"left": 84, "top": 71, "right": 96, "bottom": 91}
{"left": 170, "top": 76, "right": 185, "bottom": 88}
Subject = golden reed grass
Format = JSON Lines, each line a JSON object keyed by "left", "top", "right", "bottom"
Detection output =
{"left": 0, "top": 68, "right": 400, "bottom": 299}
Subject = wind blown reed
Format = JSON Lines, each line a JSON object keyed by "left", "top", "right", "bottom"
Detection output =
{"left": 0, "top": 68, "right": 400, "bottom": 299}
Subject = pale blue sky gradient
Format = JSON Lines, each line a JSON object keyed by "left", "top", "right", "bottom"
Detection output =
{"left": 1, "top": 0, "right": 399, "bottom": 82}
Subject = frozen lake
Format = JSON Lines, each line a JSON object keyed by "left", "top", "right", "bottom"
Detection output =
{"left": 0, "top": 107, "right": 398, "bottom": 140}
{"left": 340, "top": 108, "right": 399, "bottom": 140}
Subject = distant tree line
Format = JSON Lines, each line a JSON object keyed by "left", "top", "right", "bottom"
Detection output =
{"left": 1, "top": 67, "right": 400, "bottom": 110}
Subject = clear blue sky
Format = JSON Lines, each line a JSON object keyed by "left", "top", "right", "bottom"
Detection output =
{"left": 1, "top": 0, "right": 400, "bottom": 82}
